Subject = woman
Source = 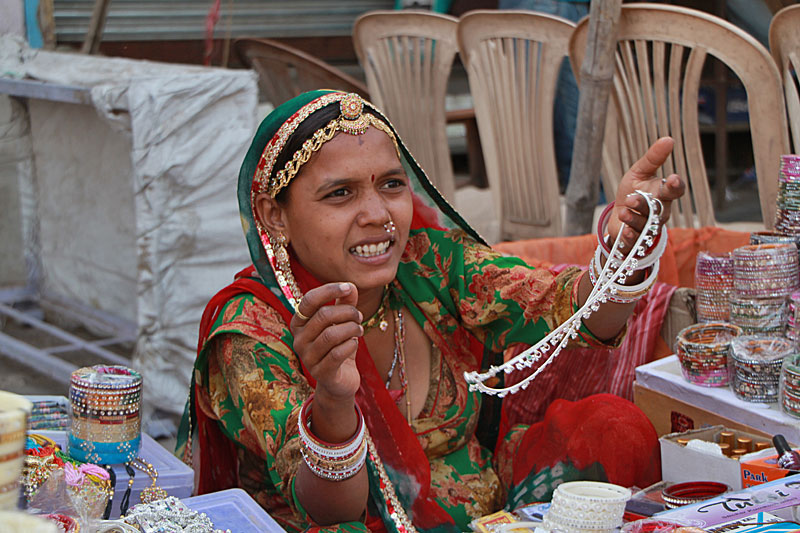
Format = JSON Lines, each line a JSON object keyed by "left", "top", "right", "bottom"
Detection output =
{"left": 177, "top": 90, "right": 685, "bottom": 532}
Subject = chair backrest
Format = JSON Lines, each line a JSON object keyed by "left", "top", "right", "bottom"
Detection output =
{"left": 353, "top": 10, "right": 459, "bottom": 202}
{"left": 570, "top": 3, "right": 789, "bottom": 229}
{"left": 458, "top": 10, "right": 575, "bottom": 240}
{"left": 770, "top": 4, "right": 800, "bottom": 154}
{"left": 234, "top": 37, "right": 369, "bottom": 106}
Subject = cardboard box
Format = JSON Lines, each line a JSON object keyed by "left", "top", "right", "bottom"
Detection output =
{"left": 660, "top": 425, "right": 777, "bottom": 490}
{"left": 635, "top": 382, "right": 771, "bottom": 437}
{"left": 741, "top": 449, "right": 797, "bottom": 488}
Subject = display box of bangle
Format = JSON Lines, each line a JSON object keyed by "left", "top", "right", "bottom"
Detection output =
{"left": 34, "top": 430, "right": 193, "bottom": 519}
{"left": 660, "top": 425, "right": 793, "bottom": 491}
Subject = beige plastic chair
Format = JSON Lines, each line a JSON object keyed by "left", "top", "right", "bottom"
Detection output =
{"left": 770, "top": 4, "right": 800, "bottom": 154}
{"left": 353, "top": 11, "right": 459, "bottom": 202}
{"left": 458, "top": 10, "right": 575, "bottom": 240}
{"left": 570, "top": 3, "right": 789, "bottom": 229}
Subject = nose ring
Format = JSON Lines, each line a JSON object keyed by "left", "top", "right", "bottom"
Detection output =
{"left": 384, "top": 220, "right": 396, "bottom": 234}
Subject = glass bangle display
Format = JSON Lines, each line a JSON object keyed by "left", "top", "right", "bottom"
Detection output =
{"left": 729, "top": 336, "right": 793, "bottom": 402}
{"left": 775, "top": 155, "right": 800, "bottom": 235}
{"left": 732, "top": 244, "right": 799, "bottom": 300}
{"left": 675, "top": 323, "right": 742, "bottom": 387}
{"left": 695, "top": 252, "right": 734, "bottom": 323}
{"left": 68, "top": 366, "right": 142, "bottom": 465}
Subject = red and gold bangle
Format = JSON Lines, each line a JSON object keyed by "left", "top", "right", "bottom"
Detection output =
{"left": 297, "top": 395, "right": 367, "bottom": 481}
{"left": 662, "top": 481, "right": 729, "bottom": 508}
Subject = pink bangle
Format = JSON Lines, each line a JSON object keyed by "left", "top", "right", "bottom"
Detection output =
{"left": 597, "top": 202, "right": 616, "bottom": 252}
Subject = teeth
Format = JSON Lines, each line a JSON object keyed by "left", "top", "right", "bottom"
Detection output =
{"left": 351, "top": 240, "right": 391, "bottom": 257}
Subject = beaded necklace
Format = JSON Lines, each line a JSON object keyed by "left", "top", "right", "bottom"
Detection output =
{"left": 362, "top": 285, "right": 390, "bottom": 332}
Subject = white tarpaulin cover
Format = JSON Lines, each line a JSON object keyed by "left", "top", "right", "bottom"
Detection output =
{"left": 0, "top": 35, "right": 258, "bottom": 413}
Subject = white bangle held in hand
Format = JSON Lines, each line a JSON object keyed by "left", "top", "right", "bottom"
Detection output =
{"left": 463, "top": 190, "right": 665, "bottom": 397}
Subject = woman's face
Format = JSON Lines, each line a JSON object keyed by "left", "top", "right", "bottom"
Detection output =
{"left": 263, "top": 125, "right": 413, "bottom": 294}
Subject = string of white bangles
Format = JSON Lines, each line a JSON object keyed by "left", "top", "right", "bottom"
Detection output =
{"left": 464, "top": 190, "right": 666, "bottom": 397}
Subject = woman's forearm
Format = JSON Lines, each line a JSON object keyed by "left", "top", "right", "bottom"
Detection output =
{"left": 295, "top": 462, "right": 369, "bottom": 524}
{"left": 293, "top": 392, "right": 369, "bottom": 525}
{"left": 577, "top": 266, "right": 644, "bottom": 342}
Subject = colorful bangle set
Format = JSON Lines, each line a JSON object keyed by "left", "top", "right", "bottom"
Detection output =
{"left": 781, "top": 353, "right": 800, "bottom": 418}
{"left": 729, "top": 336, "right": 793, "bottom": 403}
{"left": 675, "top": 323, "right": 741, "bottom": 387}
{"left": 695, "top": 252, "right": 733, "bottom": 322}
{"left": 788, "top": 291, "right": 800, "bottom": 343}
{"left": 732, "top": 244, "right": 799, "bottom": 299}
{"left": 0, "top": 391, "right": 31, "bottom": 510}
{"left": 750, "top": 231, "right": 800, "bottom": 256}
{"left": 775, "top": 155, "right": 800, "bottom": 235}
{"left": 297, "top": 396, "right": 367, "bottom": 482}
{"left": 729, "top": 295, "right": 788, "bottom": 336}
{"left": 67, "top": 365, "right": 142, "bottom": 464}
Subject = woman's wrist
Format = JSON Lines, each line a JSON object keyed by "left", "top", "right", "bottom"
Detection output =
{"left": 299, "top": 395, "right": 367, "bottom": 482}
{"left": 309, "top": 389, "right": 359, "bottom": 443}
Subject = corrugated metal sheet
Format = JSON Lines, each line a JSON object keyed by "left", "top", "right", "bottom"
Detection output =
{"left": 54, "top": 0, "right": 395, "bottom": 42}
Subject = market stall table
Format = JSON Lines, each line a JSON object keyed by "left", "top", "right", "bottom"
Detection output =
{"left": 634, "top": 355, "right": 800, "bottom": 442}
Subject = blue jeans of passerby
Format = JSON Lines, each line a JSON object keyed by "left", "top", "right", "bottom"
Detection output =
{"left": 498, "top": 0, "right": 589, "bottom": 193}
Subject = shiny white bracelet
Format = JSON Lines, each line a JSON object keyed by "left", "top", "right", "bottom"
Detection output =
{"left": 600, "top": 220, "right": 667, "bottom": 272}
{"left": 591, "top": 244, "right": 660, "bottom": 303}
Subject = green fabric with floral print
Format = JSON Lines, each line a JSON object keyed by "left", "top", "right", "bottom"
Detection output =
{"left": 195, "top": 226, "right": 614, "bottom": 531}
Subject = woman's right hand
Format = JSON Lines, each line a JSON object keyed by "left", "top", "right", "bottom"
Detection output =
{"left": 290, "top": 282, "right": 363, "bottom": 402}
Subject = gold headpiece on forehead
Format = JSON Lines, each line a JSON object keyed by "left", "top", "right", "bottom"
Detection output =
{"left": 254, "top": 92, "right": 399, "bottom": 199}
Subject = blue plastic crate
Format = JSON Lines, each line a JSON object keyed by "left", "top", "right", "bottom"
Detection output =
{"left": 185, "top": 488, "right": 286, "bottom": 532}
{"left": 34, "top": 430, "right": 193, "bottom": 519}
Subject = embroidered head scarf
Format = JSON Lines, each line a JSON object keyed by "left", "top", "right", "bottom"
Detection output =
{"left": 239, "top": 90, "right": 483, "bottom": 312}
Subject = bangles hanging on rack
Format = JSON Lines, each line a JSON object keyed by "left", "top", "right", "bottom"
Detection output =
{"left": 464, "top": 190, "right": 665, "bottom": 397}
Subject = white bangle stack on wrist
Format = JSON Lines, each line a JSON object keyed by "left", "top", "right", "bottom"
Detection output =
{"left": 297, "top": 396, "right": 367, "bottom": 481}
{"left": 589, "top": 201, "right": 668, "bottom": 304}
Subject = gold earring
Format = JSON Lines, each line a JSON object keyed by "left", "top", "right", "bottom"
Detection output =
{"left": 270, "top": 232, "right": 303, "bottom": 308}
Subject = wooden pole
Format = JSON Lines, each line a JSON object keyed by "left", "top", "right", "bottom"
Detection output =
{"left": 81, "top": 0, "right": 113, "bottom": 54}
{"left": 37, "top": 0, "right": 57, "bottom": 50}
{"left": 565, "top": 0, "right": 622, "bottom": 236}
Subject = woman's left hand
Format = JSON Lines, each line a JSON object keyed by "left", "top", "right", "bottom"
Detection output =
{"left": 606, "top": 137, "right": 686, "bottom": 252}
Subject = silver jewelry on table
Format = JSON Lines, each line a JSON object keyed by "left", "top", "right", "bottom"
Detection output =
{"left": 122, "top": 496, "right": 232, "bottom": 533}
